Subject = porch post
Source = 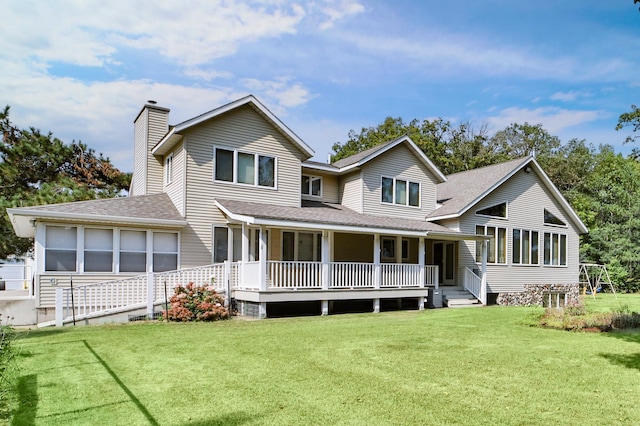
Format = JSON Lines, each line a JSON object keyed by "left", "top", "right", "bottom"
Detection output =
{"left": 321, "top": 230, "right": 330, "bottom": 290}
{"left": 395, "top": 236, "right": 402, "bottom": 263}
{"left": 241, "top": 223, "right": 249, "bottom": 287}
{"left": 259, "top": 225, "right": 267, "bottom": 291}
{"left": 481, "top": 239, "right": 488, "bottom": 305}
{"left": 373, "top": 298, "right": 380, "bottom": 313}
{"left": 258, "top": 302, "right": 267, "bottom": 319}
{"left": 55, "top": 287, "right": 64, "bottom": 327}
{"left": 146, "top": 272, "right": 155, "bottom": 318}
{"left": 321, "top": 300, "right": 329, "bottom": 316}
{"left": 373, "top": 234, "right": 381, "bottom": 289}
{"left": 418, "top": 237, "right": 426, "bottom": 286}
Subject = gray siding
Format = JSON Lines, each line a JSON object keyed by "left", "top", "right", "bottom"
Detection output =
{"left": 454, "top": 168, "right": 582, "bottom": 293}
{"left": 131, "top": 109, "right": 148, "bottom": 196}
{"left": 181, "top": 105, "right": 307, "bottom": 268}
{"left": 164, "top": 141, "right": 185, "bottom": 216}
{"left": 131, "top": 106, "right": 167, "bottom": 196}
{"left": 361, "top": 144, "right": 438, "bottom": 219}
{"left": 146, "top": 108, "right": 167, "bottom": 194}
{"left": 339, "top": 171, "right": 363, "bottom": 212}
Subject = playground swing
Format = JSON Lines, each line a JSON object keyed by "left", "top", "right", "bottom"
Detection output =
{"left": 579, "top": 264, "right": 616, "bottom": 299}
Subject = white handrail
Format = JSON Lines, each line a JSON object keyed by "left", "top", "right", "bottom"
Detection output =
{"left": 267, "top": 261, "right": 322, "bottom": 289}
{"left": 464, "top": 267, "right": 486, "bottom": 305}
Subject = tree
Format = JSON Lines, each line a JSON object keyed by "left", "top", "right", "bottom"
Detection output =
{"left": 616, "top": 104, "right": 640, "bottom": 144}
{"left": 0, "top": 106, "right": 131, "bottom": 259}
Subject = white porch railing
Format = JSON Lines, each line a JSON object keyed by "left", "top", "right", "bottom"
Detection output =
{"left": 463, "top": 267, "right": 486, "bottom": 305}
{"left": 330, "top": 262, "right": 375, "bottom": 288}
{"left": 54, "top": 261, "right": 441, "bottom": 326}
{"left": 267, "top": 261, "right": 322, "bottom": 289}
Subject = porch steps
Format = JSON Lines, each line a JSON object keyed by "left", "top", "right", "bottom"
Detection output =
{"left": 441, "top": 288, "right": 483, "bottom": 308}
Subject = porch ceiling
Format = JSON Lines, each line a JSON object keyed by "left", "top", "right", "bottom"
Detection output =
{"left": 215, "top": 198, "right": 480, "bottom": 240}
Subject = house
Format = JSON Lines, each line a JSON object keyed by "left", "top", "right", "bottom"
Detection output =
{"left": 6, "top": 95, "right": 587, "bottom": 325}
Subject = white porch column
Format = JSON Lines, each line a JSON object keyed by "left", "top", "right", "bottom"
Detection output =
{"left": 418, "top": 237, "right": 426, "bottom": 286}
{"left": 322, "top": 230, "right": 330, "bottom": 290}
{"left": 321, "top": 300, "right": 329, "bottom": 316}
{"left": 373, "top": 298, "right": 380, "bottom": 313}
{"left": 259, "top": 225, "right": 268, "bottom": 291}
{"left": 395, "top": 236, "right": 402, "bottom": 263}
{"left": 373, "top": 234, "right": 381, "bottom": 289}
{"left": 481, "top": 239, "right": 488, "bottom": 305}
{"left": 241, "top": 223, "right": 249, "bottom": 288}
{"left": 55, "top": 287, "right": 64, "bottom": 327}
{"left": 258, "top": 302, "right": 267, "bottom": 319}
{"left": 146, "top": 272, "right": 155, "bottom": 317}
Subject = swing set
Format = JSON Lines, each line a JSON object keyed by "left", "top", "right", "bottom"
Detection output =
{"left": 579, "top": 263, "right": 616, "bottom": 299}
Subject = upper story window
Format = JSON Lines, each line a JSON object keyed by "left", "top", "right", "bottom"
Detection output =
{"left": 544, "top": 209, "right": 566, "bottom": 227}
{"left": 512, "top": 229, "right": 539, "bottom": 265}
{"left": 476, "top": 202, "right": 507, "bottom": 218}
{"left": 165, "top": 153, "right": 173, "bottom": 185}
{"left": 544, "top": 232, "right": 567, "bottom": 266}
{"left": 301, "top": 175, "right": 322, "bottom": 197}
{"left": 214, "top": 147, "right": 275, "bottom": 188}
{"left": 381, "top": 177, "right": 420, "bottom": 207}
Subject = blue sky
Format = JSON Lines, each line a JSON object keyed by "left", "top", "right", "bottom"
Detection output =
{"left": 1, "top": 0, "right": 639, "bottom": 172}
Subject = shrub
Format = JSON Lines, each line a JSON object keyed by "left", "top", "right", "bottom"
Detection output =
{"left": 164, "top": 283, "right": 229, "bottom": 322}
{"left": 0, "top": 323, "right": 17, "bottom": 421}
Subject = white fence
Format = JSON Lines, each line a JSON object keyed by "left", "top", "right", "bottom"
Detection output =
{"left": 0, "top": 263, "right": 33, "bottom": 295}
{"left": 463, "top": 267, "right": 486, "bottom": 305}
{"left": 54, "top": 261, "right": 441, "bottom": 325}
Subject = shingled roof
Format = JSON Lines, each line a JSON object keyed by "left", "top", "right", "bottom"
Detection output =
{"left": 216, "top": 198, "right": 475, "bottom": 239}
{"left": 8, "top": 193, "right": 186, "bottom": 237}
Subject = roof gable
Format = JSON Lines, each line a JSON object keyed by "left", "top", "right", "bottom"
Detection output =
{"left": 152, "top": 95, "right": 314, "bottom": 159}
{"left": 323, "top": 136, "right": 446, "bottom": 182}
{"left": 429, "top": 157, "right": 588, "bottom": 234}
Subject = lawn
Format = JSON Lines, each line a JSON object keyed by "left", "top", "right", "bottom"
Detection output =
{"left": 7, "top": 295, "right": 640, "bottom": 425}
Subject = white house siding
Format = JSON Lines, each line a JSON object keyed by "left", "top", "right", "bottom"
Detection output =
{"left": 339, "top": 171, "right": 363, "bottom": 212}
{"left": 455, "top": 168, "right": 582, "bottom": 293}
{"left": 181, "top": 105, "right": 308, "bottom": 268}
{"left": 164, "top": 141, "right": 185, "bottom": 216}
{"left": 37, "top": 274, "right": 134, "bottom": 308}
{"left": 361, "top": 144, "right": 438, "bottom": 219}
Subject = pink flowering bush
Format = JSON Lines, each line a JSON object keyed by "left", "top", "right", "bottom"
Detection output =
{"left": 164, "top": 282, "right": 229, "bottom": 322}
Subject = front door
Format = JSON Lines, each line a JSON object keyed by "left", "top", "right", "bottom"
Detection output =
{"left": 434, "top": 242, "right": 455, "bottom": 286}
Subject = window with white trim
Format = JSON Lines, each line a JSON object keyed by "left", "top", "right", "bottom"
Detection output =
{"left": 544, "top": 209, "right": 566, "bottom": 227}
{"left": 476, "top": 202, "right": 507, "bottom": 218}
{"left": 301, "top": 175, "right": 322, "bottom": 197}
{"left": 84, "top": 228, "right": 113, "bottom": 272}
{"left": 544, "top": 232, "right": 567, "bottom": 266}
{"left": 381, "top": 177, "right": 420, "bottom": 207}
{"left": 153, "top": 232, "right": 178, "bottom": 272}
{"left": 165, "top": 153, "right": 173, "bottom": 185}
{"left": 213, "top": 226, "right": 229, "bottom": 263}
{"left": 512, "top": 229, "right": 539, "bottom": 265}
{"left": 45, "top": 226, "right": 77, "bottom": 272}
{"left": 475, "top": 225, "right": 506, "bottom": 264}
{"left": 282, "top": 231, "right": 321, "bottom": 261}
{"left": 119, "top": 230, "right": 147, "bottom": 273}
{"left": 214, "top": 147, "right": 275, "bottom": 187}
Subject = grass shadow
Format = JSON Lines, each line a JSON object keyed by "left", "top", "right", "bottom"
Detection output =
{"left": 180, "top": 411, "right": 259, "bottom": 426}
{"left": 82, "top": 340, "right": 159, "bottom": 426}
{"left": 600, "top": 330, "right": 640, "bottom": 371}
{"left": 11, "top": 374, "right": 38, "bottom": 426}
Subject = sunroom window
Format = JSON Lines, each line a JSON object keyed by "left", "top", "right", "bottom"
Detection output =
{"left": 153, "top": 232, "right": 178, "bottom": 272}
{"left": 84, "top": 228, "right": 113, "bottom": 272}
{"left": 119, "top": 230, "right": 147, "bottom": 273}
{"left": 45, "top": 226, "right": 77, "bottom": 272}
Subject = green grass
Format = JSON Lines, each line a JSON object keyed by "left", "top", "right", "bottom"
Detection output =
{"left": 8, "top": 298, "right": 640, "bottom": 425}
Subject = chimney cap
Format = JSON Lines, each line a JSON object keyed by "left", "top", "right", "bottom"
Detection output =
{"left": 147, "top": 100, "right": 157, "bottom": 105}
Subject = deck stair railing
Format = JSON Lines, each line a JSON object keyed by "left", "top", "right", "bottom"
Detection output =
{"left": 463, "top": 267, "right": 486, "bottom": 305}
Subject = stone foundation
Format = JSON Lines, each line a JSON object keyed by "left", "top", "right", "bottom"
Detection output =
{"left": 497, "top": 283, "right": 579, "bottom": 307}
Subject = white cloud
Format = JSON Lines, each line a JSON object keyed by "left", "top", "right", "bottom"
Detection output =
{"left": 550, "top": 91, "right": 587, "bottom": 102}
{"left": 242, "top": 77, "right": 313, "bottom": 110}
{"left": 315, "top": 0, "right": 365, "bottom": 30}
{"left": 485, "top": 107, "right": 605, "bottom": 134}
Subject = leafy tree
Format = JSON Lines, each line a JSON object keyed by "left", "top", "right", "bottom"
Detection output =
{"left": 0, "top": 106, "right": 131, "bottom": 259}
{"left": 616, "top": 104, "right": 640, "bottom": 144}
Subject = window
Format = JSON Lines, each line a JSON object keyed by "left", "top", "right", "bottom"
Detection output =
{"left": 381, "top": 177, "right": 420, "bottom": 207}
{"left": 213, "top": 226, "right": 229, "bottom": 263}
{"left": 476, "top": 202, "right": 507, "bottom": 218}
{"left": 475, "top": 225, "right": 506, "bottom": 264}
{"left": 512, "top": 229, "right": 539, "bottom": 265}
{"left": 544, "top": 232, "right": 567, "bottom": 266}
{"left": 84, "top": 228, "right": 113, "bottom": 272}
{"left": 45, "top": 226, "right": 77, "bottom": 272}
{"left": 214, "top": 147, "right": 275, "bottom": 187}
{"left": 165, "top": 153, "right": 173, "bottom": 185}
{"left": 301, "top": 175, "right": 322, "bottom": 197}
{"left": 153, "top": 232, "right": 178, "bottom": 272}
{"left": 120, "top": 230, "right": 147, "bottom": 272}
{"left": 282, "top": 231, "right": 321, "bottom": 261}
{"left": 544, "top": 209, "right": 566, "bottom": 227}
{"left": 542, "top": 292, "right": 567, "bottom": 308}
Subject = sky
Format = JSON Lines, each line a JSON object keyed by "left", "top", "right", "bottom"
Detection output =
{"left": 1, "top": 0, "right": 639, "bottom": 172}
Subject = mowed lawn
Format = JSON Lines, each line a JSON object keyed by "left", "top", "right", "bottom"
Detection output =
{"left": 10, "top": 294, "right": 640, "bottom": 425}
